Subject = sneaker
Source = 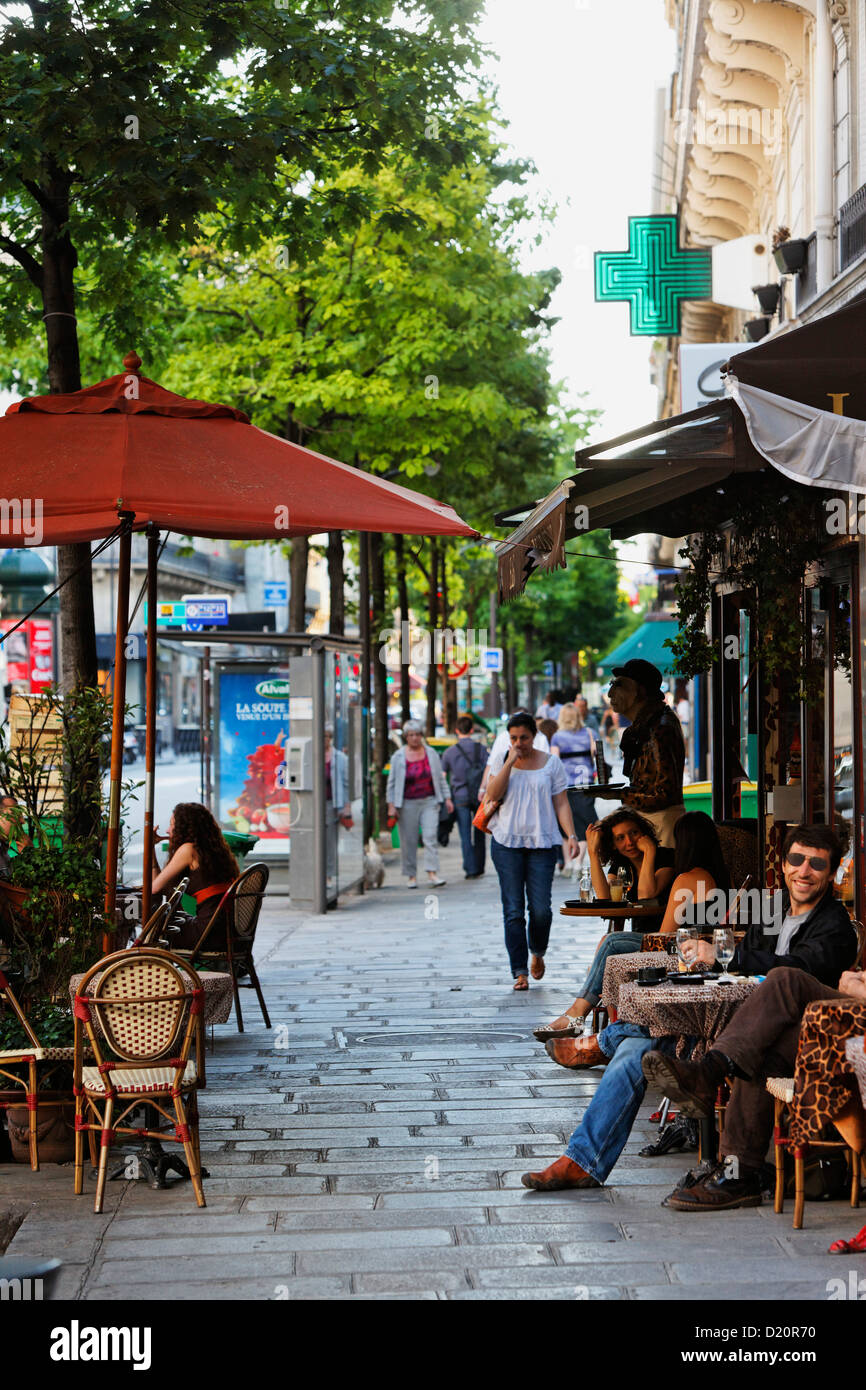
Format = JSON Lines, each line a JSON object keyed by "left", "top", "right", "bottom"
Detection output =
{"left": 427, "top": 876, "right": 446, "bottom": 887}
{"left": 407, "top": 877, "right": 417, "bottom": 889}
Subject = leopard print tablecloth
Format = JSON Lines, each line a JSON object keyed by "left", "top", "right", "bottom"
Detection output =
{"left": 845, "top": 1035, "right": 866, "bottom": 1111}
{"left": 601, "top": 953, "right": 671, "bottom": 1012}
{"left": 788, "top": 999, "right": 866, "bottom": 1148}
{"left": 616, "top": 977, "right": 761, "bottom": 1059}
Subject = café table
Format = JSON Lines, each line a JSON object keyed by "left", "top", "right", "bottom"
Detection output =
{"left": 615, "top": 973, "right": 762, "bottom": 1164}
{"left": 601, "top": 951, "right": 672, "bottom": 1017}
{"left": 559, "top": 901, "right": 663, "bottom": 933}
{"left": 69, "top": 968, "right": 234, "bottom": 1030}
{"left": 785, "top": 997, "right": 866, "bottom": 1150}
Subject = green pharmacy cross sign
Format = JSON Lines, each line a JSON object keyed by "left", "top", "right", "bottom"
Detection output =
{"left": 595, "top": 216, "right": 712, "bottom": 336}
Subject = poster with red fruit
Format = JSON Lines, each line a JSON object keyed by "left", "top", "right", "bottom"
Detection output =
{"left": 215, "top": 666, "right": 292, "bottom": 839}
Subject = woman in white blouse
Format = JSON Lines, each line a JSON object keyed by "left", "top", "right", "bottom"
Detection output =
{"left": 486, "top": 711, "right": 580, "bottom": 990}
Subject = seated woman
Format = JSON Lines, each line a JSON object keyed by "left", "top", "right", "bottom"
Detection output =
{"left": 151, "top": 802, "right": 239, "bottom": 951}
{"left": 535, "top": 810, "right": 729, "bottom": 1041}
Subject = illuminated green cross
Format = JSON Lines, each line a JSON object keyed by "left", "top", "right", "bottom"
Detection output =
{"left": 595, "top": 216, "right": 712, "bottom": 335}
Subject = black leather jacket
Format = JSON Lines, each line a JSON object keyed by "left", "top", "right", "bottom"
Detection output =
{"left": 734, "top": 886, "right": 858, "bottom": 987}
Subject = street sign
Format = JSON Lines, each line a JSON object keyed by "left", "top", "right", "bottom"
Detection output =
{"left": 595, "top": 215, "right": 712, "bottom": 336}
{"left": 145, "top": 598, "right": 229, "bottom": 630}
{"left": 542, "top": 660, "right": 554, "bottom": 679}
{"left": 263, "top": 581, "right": 288, "bottom": 606}
{"left": 480, "top": 647, "right": 503, "bottom": 672}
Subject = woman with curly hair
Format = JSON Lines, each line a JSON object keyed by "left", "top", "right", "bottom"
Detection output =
{"left": 535, "top": 810, "right": 730, "bottom": 1050}
{"left": 151, "top": 802, "right": 239, "bottom": 950}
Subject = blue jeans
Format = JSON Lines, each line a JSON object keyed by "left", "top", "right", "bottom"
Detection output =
{"left": 455, "top": 804, "right": 486, "bottom": 876}
{"left": 491, "top": 840, "right": 559, "bottom": 977}
{"left": 564, "top": 1021, "right": 680, "bottom": 1183}
{"left": 579, "top": 931, "right": 646, "bottom": 1008}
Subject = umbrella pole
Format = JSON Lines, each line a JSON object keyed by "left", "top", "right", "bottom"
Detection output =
{"left": 141, "top": 526, "right": 159, "bottom": 925}
{"left": 103, "top": 523, "right": 132, "bottom": 949}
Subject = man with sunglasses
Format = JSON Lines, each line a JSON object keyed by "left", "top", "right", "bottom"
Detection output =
{"left": 642, "top": 824, "right": 862, "bottom": 1210}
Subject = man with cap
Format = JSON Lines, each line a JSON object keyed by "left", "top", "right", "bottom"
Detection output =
{"left": 594, "top": 659, "right": 685, "bottom": 847}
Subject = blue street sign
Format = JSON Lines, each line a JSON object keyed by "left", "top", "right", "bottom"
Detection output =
{"left": 263, "top": 582, "right": 288, "bottom": 606}
{"left": 481, "top": 647, "right": 503, "bottom": 672}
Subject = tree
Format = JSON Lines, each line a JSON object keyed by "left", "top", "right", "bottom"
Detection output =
{"left": 0, "top": 0, "right": 484, "bottom": 684}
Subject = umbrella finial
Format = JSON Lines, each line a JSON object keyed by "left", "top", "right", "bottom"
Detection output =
{"left": 123, "top": 349, "right": 142, "bottom": 374}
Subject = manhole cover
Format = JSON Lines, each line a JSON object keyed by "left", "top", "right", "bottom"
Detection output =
{"left": 342, "top": 1029, "right": 530, "bottom": 1047}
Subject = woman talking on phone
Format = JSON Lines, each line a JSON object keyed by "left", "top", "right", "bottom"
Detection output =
{"left": 486, "top": 711, "right": 579, "bottom": 990}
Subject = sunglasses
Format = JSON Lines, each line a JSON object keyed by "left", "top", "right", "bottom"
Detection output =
{"left": 785, "top": 852, "right": 830, "bottom": 871}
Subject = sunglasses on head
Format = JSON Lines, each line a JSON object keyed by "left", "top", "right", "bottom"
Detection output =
{"left": 786, "top": 851, "right": 830, "bottom": 871}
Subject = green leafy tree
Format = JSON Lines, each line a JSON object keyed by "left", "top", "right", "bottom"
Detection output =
{"left": 0, "top": 0, "right": 484, "bottom": 685}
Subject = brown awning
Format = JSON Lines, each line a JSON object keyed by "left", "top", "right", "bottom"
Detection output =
{"left": 496, "top": 402, "right": 761, "bottom": 600}
{"left": 727, "top": 288, "right": 866, "bottom": 417}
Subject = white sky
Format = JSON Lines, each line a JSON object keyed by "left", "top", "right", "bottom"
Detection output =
{"left": 478, "top": 0, "right": 677, "bottom": 444}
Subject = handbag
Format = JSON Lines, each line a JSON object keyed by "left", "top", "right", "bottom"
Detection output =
{"left": 472, "top": 797, "right": 501, "bottom": 834}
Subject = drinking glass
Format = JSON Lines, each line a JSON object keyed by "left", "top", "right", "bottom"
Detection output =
{"left": 676, "top": 927, "right": 699, "bottom": 973}
{"left": 713, "top": 927, "right": 736, "bottom": 983}
{"left": 579, "top": 868, "right": 592, "bottom": 903}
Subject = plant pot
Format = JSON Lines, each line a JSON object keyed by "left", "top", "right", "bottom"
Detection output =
{"left": 0, "top": 881, "right": 30, "bottom": 915}
{"left": 6, "top": 1100, "right": 75, "bottom": 1164}
{"left": 772, "top": 239, "right": 807, "bottom": 274}
{"left": 752, "top": 282, "right": 781, "bottom": 315}
{"left": 744, "top": 316, "right": 771, "bottom": 342}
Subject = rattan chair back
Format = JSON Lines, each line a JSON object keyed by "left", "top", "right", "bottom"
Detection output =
{"left": 78, "top": 950, "right": 201, "bottom": 1067}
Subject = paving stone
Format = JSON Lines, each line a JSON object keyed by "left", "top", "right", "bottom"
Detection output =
{"left": 294, "top": 1243, "right": 553, "bottom": 1275}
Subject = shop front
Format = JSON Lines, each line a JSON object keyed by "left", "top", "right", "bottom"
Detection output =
{"left": 495, "top": 292, "right": 866, "bottom": 922}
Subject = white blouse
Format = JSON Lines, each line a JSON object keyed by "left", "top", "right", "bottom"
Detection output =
{"left": 487, "top": 752, "right": 570, "bottom": 849}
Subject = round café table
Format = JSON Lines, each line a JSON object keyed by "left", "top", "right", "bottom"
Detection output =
{"left": 559, "top": 901, "right": 663, "bottom": 933}
{"left": 785, "top": 998, "right": 866, "bottom": 1149}
{"left": 601, "top": 951, "right": 672, "bottom": 1016}
{"left": 616, "top": 974, "right": 762, "bottom": 1167}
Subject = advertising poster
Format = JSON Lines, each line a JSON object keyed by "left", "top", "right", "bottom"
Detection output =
{"left": 1, "top": 619, "right": 31, "bottom": 689}
{"left": 216, "top": 667, "right": 291, "bottom": 840}
{"left": 28, "top": 619, "right": 54, "bottom": 689}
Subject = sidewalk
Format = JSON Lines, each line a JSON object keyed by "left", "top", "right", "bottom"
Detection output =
{"left": 2, "top": 841, "right": 859, "bottom": 1301}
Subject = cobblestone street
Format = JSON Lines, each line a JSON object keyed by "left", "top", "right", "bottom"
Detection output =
{"left": 3, "top": 843, "right": 860, "bottom": 1302}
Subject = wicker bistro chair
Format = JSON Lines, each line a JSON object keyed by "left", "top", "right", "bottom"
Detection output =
{"left": 173, "top": 863, "right": 271, "bottom": 1034}
{"left": 0, "top": 968, "right": 95, "bottom": 1171}
{"left": 73, "top": 949, "right": 206, "bottom": 1212}
{"left": 767, "top": 1075, "right": 863, "bottom": 1230}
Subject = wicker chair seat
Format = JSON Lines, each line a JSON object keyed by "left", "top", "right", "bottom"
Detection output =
{"left": 766, "top": 1076, "right": 795, "bottom": 1103}
{"left": 82, "top": 1060, "right": 196, "bottom": 1094}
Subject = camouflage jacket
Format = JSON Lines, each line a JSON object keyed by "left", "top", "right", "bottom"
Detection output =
{"left": 619, "top": 702, "right": 685, "bottom": 813}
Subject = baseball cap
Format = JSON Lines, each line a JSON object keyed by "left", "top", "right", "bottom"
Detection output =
{"left": 611, "top": 659, "right": 663, "bottom": 692}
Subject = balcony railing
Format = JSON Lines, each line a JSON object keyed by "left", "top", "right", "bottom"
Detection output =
{"left": 839, "top": 182, "right": 866, "bottom": 273}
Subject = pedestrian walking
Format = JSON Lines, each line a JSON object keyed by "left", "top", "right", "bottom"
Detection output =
{"left": 324, "top": 722, "right": 351, "bottom": 888}
{"left": 550, "top": 702, "right": 596, "bottom": 870}
{"left": 485, "top": 711, "right": 579, "bottom": 990}
{"left": 441, "top": 715, "right": 488, "bottom": 879}
{"left": 535, "top": 690, "right": 563, "bottom": 722}
{"left": 386, "top": 720, "right": 453, "bottom": 889}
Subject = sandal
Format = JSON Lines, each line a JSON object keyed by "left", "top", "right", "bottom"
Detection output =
{"left": 513, "top": 975, "right": 529, "bottom": 991}
{"left": 533, "top": 1010, "right": 584, "bottom": 1041}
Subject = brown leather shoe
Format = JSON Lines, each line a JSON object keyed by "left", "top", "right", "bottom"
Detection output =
{"left": 544, "top": 1035, "right": 608, "bottom": 1069}
{"left": 530, "top": 954, "right": 545, "bottom": 980}
{"left": 640, "top": 1051, "right": 716, "bottom": 1119}
{"left": 521, "top": 1154, "right": 600, "bottom": 1190}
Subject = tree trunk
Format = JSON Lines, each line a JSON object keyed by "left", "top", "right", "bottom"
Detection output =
{"left": 327, "top": 531, "right": 345, "bottom": 635}
{"left": 504, "top": 643, "right": 518, "bottom": 712}
{"left": 41, "top": 165, "right": 98, "bottom": 691}
{"left": 425, "top": 538, "right": 439, "bottom": 737}
{"left": 393, "top": 533, "right": 411, "bottom": 723}
{"left": 289, "top": 539, "right": 309, "bottom": 631}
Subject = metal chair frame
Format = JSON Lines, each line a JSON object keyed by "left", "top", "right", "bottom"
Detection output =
{"left": 132, "top": 877, "right": 190, "bottom": 947}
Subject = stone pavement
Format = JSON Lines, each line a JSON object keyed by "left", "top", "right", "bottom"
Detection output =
{"left": 3, "top": 841, "right": 861, "bottom": 1301}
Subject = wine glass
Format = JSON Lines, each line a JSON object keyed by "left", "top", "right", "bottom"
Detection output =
{"left": 676, "top": 927, "right": 699, "bottom": 973}
{"left": 713, "top": 927, "right": 736, "bottom": 983}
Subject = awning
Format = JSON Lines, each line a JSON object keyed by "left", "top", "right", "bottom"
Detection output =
{"left": 497, "top": 291, "right": 866, "bottom": 601}
{"left": 495, "top": 401, "right": 760, "bottom": 600}
{"left": 595, "top": 618, "right": 680, "bottom": 680}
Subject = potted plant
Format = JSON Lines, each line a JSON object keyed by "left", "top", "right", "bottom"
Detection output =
{"left": 0, "top": 687, "right": 118, "bottom": 1163}
{"left": 772, "top": 225, "right": 807, "bottom": 275}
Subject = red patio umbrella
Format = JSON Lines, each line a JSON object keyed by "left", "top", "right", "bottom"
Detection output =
{"left": 1, "top": 352, "right": 478, "bottom": 940}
